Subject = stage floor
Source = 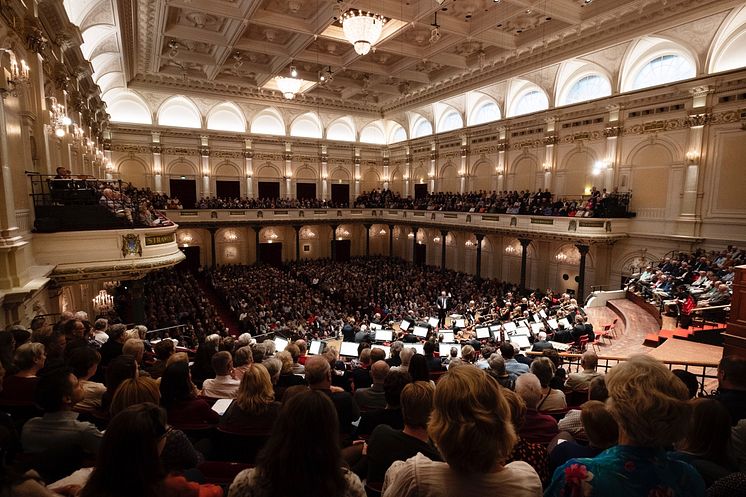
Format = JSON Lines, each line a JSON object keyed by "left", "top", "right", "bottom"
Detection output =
{"left": 648, "top": 338, "right": 722, "bottom": 366}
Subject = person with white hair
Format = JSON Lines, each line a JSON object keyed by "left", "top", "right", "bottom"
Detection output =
{"left": 73, "top": 311, "right": 89, "bottom": 323}
{"left": 515, "top": 373, "right": 558, "bottom": 444}
{"left": 531, "top": 330, "right": 554, "bottom": 352}
{"left": 236, "top": 333, "right": 254, "bottom": 348}
{"left": 92, "top": 318, "right": 109, "bottom": 345}
{"left": 392, "top": 347, "right": 415, "bottom": 373}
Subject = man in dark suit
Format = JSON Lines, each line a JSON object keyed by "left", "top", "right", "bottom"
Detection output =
{"left": 436, "top": 291, "right": 450, "bottom": 327}
{"left": 531, "top": 331, "right": 554, "bottom": 352}
{"left": 306, "top": 356, "right": 359, "bottom": 444}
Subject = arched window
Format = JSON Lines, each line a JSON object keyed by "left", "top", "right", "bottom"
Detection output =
{"left": 472, "top": 101, "right": 501, "bottom": 125}
{"left": 391, "top": 126, "right": 407, "bottom": 143}
{"left": 251, "top": 111, "right": 285, "bottom": 135}
{"left": 360, "top": 125, "right": 385, "bottom": 144}
{"left": 512, "top": 90, "right": 548, "bottom": 116}
{"left": 412, "top": 119, "right": 432, "bottom": 138}
{"left": 105, "top": 90, "right": 152, "bottom": 124}
{"left": 290, "top": 114, "right": 322, "bottom": 138}
{"left": 207, "top": 104, "right": 245, "bottom": 132}
{"left": 158, "top": 97, "right": 201, "bottom": 128}
{"left": 327, "top": 121, "right": 355, "bottom": 141}
{"left": 632, "top": 54, "right": 695, "bottom": 90}
{"left": 563, "top": 74, "right": 612, "bottom": 105}
{"left": 438, "top": 111, "right": 463, "bottom": 133}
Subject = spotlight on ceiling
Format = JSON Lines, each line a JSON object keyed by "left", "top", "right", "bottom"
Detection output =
{"left": 290, "top": 65, "right": 298, "bottom": 77}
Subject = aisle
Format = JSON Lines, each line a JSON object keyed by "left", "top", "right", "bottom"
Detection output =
{"left": 195, "top": 271, "right": 242, "bottom": 336}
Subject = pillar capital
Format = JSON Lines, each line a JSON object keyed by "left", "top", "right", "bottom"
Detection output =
{"left": 363, "top": 223, "right": 372, "bottom": 230}
{"left": 519, "top": 238, "right": 532, "bottom": 247}
{"left": 475, "top": 233, "right": 485, "bottom": 241}
{"left": 575, "top": 243, "right": 590, "bottom": 255}
{"left": 440, "top": 229, "right": 448, "bottom": 237}
{"left": 411, "top": 225, "right": 419, "bottom": 234}
{"left": 293, "top": 224, "right": 302, "bottom": 232}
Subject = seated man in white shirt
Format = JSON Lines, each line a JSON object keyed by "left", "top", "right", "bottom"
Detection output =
{"left": 201, "top": 351, "right": 240, "bottom": 398}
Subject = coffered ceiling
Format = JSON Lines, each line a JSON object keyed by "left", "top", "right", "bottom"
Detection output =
{"left": 68, "top": 0, "right": 743, "bottom": 116}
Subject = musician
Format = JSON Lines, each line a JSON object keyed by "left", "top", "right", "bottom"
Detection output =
{"left": 436, "top": 291, "right": 450, "bottom": 327}
{"left": 531, "top": 331, "right": 553, "bottom": 352}
{"left": 465, "top": 300, "right": 477, "bottom": 325}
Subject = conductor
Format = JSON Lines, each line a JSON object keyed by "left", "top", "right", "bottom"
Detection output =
{"left": 436, "top": 290, "right": 450, "bottom": 327}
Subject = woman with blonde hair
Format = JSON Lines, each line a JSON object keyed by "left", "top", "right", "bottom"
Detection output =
{"left": 221, "top": 364, "right": 280, "bottom": 433}
{"left": 546, "top": 354, "right": 705, "bottom": 497}
{"left": 382, "top": 366, "right": 541, "bottom": 496}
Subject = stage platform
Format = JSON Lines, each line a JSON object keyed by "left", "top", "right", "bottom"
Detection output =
{"left": 648, "top": 338, "right": 722, "bottom": 366}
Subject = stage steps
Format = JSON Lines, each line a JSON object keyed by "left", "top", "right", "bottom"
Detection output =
{"left": 644, "top": 323, "right": 726, "bottom": 347}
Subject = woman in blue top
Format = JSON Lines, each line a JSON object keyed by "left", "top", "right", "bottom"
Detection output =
{"left": 545, "top": 354, "right": 705, "bottom": 497}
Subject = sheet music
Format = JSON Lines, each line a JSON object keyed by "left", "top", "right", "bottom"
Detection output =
{"left": 503, "top": 322, "right": 517, "bottom": 332}
{"left": 439, "top": 343, "right": 462, "bottom": 357}
{"left": 559, "top": 318, "right": 571, "bottom": 329}
{"left": 428, "top": 317, "right": 440, "bottom": 328}
{"left": 399, "top": 320, "right": 411, "bottom": 331}
{"left": 547, "top": 318, "right": 559, "bottom": 329}
{"left": 211, "top": 399, "right": 233, "bottom": 416}
{"left": 530, "top": 322, "right": 544, "bottom": 335}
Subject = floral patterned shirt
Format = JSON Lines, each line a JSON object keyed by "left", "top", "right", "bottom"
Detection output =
{"left": 544, "top": 445, "right": 705, "bottom": 497}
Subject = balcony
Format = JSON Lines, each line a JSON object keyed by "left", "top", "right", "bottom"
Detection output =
{"left": 171, "top": 208, "right": 630, "bottom": 243}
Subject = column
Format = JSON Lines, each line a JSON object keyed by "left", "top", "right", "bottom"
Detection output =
{"left": 331, "top": 224, "right": 338, "bottom": 261}
{"left": 604, "top": 105, "right": 622, "bottom": 192}
{"left": 244, "top": 140, "right": 253, "bottom": 198}
{"left": 382, "top": 152, "right": 390, "bottom": 190}
{"left": 411, "top": 226, "right": 419, "bottom": 264}
{"left": 682, "top": 88, "right": 710, "bottom": 221}
{"left": 404, "top": 148, "right": 412, "bottom": 197}
{"left": 576, "top": 244, "right": 590, "bottom": 302}
{"left": 363, "top": 223, "right": 371, "bottom": 256}
{"left": 388, "top": 224, "right": 394, "bottom": 257}
{"left": 294, "top": 225, "right": 301, "bottom": 261}
{"left": 152, "top": 132, "right": 162, "bottom": 192}
{"left": 460, "top": 138, "right": 468, "bottom": 194}
{"left": 200, "top": 135, "right": 210, "bottom": 198}
{"left": 0, "top": 92, "right": 25, "bottom": 289}
{"left": 440, "top": 229, "right": 448, "bottom": 273}
{"left": 208, "top": 227, "right": 217, "bottom": 268}
{"left": 543, "top": 119, "right": 557, "bottom": 191}
{"left": 519, "top": 238, "right": 531, "bottom": 290}
{"left": 429, "top": 143, "right": 436, "bottom": 192}
{"left": 496, "top": 129, "right": 507, "bottom": 192}
{"left": 475, "top": 233, "right": 484, "bottom": 280}
{"left": 320, "top": 145, "right": 328, "bottom": 200}
{"left": 354, "top": 148, "right": 361, "bottom": 197}
{"left": 284, "top": 142, "right": 292, "bottom": 198}
{"left": 252, "top": 225, "right": 261, "bottom": 265}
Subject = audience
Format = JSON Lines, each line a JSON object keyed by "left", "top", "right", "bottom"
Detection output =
{"left": 0, "top": 342, "right": 46, "bottom": 404}
{"left": 515, "top": 373, "right": 559, "bottom": 444}
{"left": 220, "top": 363, "right": 280, "bottom": 433}
{"left": 354, "top": 360, "right": 389, "bottom": 411}
{"left": 564, "top": 350, "right": 601, "bottom": 391}
{"left": 549, "top": 400, "right": 619, "bottom": 473}
{"left": 201, "top": 351, "right": 240, "bottom": 399}
{"left": 159, "top": 361, "right": 219, "bottom": 426}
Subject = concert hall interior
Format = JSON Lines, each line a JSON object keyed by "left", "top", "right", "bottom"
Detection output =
{"left": 1, "top": 0, "right": 746, "bottom": 495}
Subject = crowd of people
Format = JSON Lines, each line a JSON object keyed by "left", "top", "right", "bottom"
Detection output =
{"left": 194, "top": 197, "right": 347, "bottom": 210}
{"left": 627, "top": 246, "right": 741, "bottom": 326}
{"left": 2, "top": 300, "right": 746, "bottom": 496}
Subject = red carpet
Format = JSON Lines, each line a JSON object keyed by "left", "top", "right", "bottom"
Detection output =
{"left": 195, "top": 272, "right": 242, "bottom": 336}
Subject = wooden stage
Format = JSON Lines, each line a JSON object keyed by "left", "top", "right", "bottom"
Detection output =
{"left": 648, "top": 338, "right": 722, "bottom": 367}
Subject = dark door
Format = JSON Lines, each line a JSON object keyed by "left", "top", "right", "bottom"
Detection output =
{"left": 178, "top": 246, "right": 201, "bottom": 271}
{"left": 414, "top": 183, "right": 428, "bottom": 200}
{"left": 414, "top": 243, "right": 426, "bottom": 266}
{"left": 259, "top": 242, "right": 283, "bottom": 265}
{"left": 333, "top": 239, "right": 351, "bottom": 262}
{"left": 258, "top": 181, "right": 280, "bottom": 199}
{"left": 296, "top": 182, "right": 316, "bottom": 200}
{"left": 331, "top": 183, "right": 350, "bottom": 207}
{"left": 169, "top": 179, "right": 197, "bottom": 208}
{"left": 216, "top": 180, "right": 241, "bottom": 199}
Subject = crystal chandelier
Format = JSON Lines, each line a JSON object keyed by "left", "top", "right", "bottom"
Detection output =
{"left": 276, "top": 76, "right": 302, "bottom": 99}
{"left": 341, "top": 10, "right": 386, "bottom": 56}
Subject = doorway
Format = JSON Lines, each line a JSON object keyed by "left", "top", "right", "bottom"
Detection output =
{"left": 331, "top": 183, "right": 350, "bottom": 207}
{"left": 414, "top": 183, "right": 428, "bottom": 200}
{"left": 216, "top": 180, "right": 241, "bottom": 199}
{"left": 414, "top": 243, "right": 427, "bottom": 266}
{"left": 333, "top": 239, "right": 351, "bottom": 262}
{"left": 258, "top": 181, "right": 280, "bottom": 199}
{"left": 296, "top": 182, "right": 317, "bottom": 200}
{"left": 178, "top": 246, "right": 201, "bottom": 271}
{"left": 259, "top": 242, "right": 283, "bottom": 265}
{"left": 169, "top": 179, "right": 197, "bottom": 209}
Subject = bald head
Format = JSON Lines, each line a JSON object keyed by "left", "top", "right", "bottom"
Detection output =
{"left": 305, "top": 355, "right": 331, "bottom": 387}
{"left": 371, "top": 360, "right": 390, "bottom": 385}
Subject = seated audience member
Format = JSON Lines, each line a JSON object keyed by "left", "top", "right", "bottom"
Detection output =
{"left": 228, "top": 390, "right": 365, "bottom": 497}
{"left": 713, "top": 356, "right": 746, "bottom": 425}
{"left": 564, "top": 350, "right": 602, "bottom": 392}
{"left": 262, "top": 357, "right": 282, "bottom": 395}
{"left": 275, "top": 351, "right": 305, "bottom": 396}
{"left": 201, "top": 351, "right": 240, "bottom": 399}
{"left": 488, "top": 354, "right": 516, "bottom": 390}
{"left": 351, "top": 348, "right": 373, "bottom": 390}
{"left": 0, "top": 342, "right": 46, "bottom": 404}
{"left": 21, "top": 365, "right": 103, "bottom": 457}
{"left": 392, "top": 347, "right": 415, "bottom": 374}
{"left": 423, "top": 341, "right": 443, "bottom": 372}
{"left": 147, "top": 340, "right": 174, "bottom": 379}
{"left": 545, "top": 355, "right": 704, "bottom": 497}
{"left": 0, "top": 330, "right": 15, "bottom": 372}
{"left": 672, "top": 369, "right": 700, "bottom": 399}
{"left": 386, "top": 341, "right": 404, "bottom": 368}
{"left": 542, "top": 349, "right": 567, "bottom": 390}
{"left": 91, "top": 318, "right": 109, "bottom": 346}
{"left": 365, "top": 381, "right": 441, "bottom": 484}
{"left": 101, "top": 355, "right": 138, "bottom": 410}
{"left": 122, "top": 338, "right": 146, "bottom": 368}
{"left": 382, "top": 366, "right": 542, "bottom": 497}
{"left": 160, "top": 361, "right": 219, "bottom": 426}
{"left": 531, "top": 357, "right": 567, "bottom": 412}
{"left": 558, "top": 376, "right": 608, "bottom": 439}
{"left": 515, "top": 373, "right": 559, "bottom": 444}
{"left": 221, "top": 363, "right": 281, "bottom": 434}
{"left": 294, "top": 339, "right": 308, "bottom": 366}
{"left": 354, "top": 360, "right": 389, "bottom": 411}
{"left": 79, "top": 403, "right": 221, "bottom": 497}
{"left": 549, "top": 400, "right": 619, "bottom": 473}
{"left": 285, "top": 343, "right": 305, "bottom": 374}
{"left": 671, "top": 398, "right": 734, "bottom": 486}
{"left": 407, "top": 354, "right": 432, "bottom": 384}
{"left": 501, "top": 341, "right": 529, "bottom": 376}
{"left": 109, "top": 376, "right": 203, "bottom": 472}
{"left": 305, "top": 356, "right": 360, "bottom": 441}
{"left": 356, "top": 370, "right": 411, "bottom": 437}
{"left": 67, "top": 347, "right": 105, "bottom": 410}
{"left": 191, "top": 339, "right": 219, "bottom": 389}
{"left": 232, "top": 345, "right": 254, "bottom": 381}
{"left": 99, "top": 324, "right": 127, "bottom": 367}
{"left": 503, "top": 388, "right": 550, "bottom": 484}
{"left": 531, "top": 332, "right": 553, "bottom": 352}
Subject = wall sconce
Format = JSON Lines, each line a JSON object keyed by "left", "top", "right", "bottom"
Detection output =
{"left": 0, "top": 49, "right": 30, "bottom": 98}
{"left": 225, "top": 230, "right": 238, "bottom": 242}
{"left": 403, "top": 174, "right": 409, "bottom": 180}
{"left": 49, "top": 97, "right": 71, "bottom": 137}
{"left": 180, "top": 232, "right": 193, "bottom": 246}
{"left": 542, "top": 162, "right": 551, "bottom": 172}
{"left": 465, "top": 240, "right": 474, "bottom": 247}
{"left": 427, "top": 172, "right": 435, "bottom": 178}
{"left": 686, "top": 150, "right": 700, "bottom": 163}
{"left": 505, "top": 245, "right": 516, "bottom": 254}
{"left": 496, "top": 166, "right": 504, "bottom": 175}
{"left": 407, "top": 232, "right": 414, "bottom": 239}
{"left": 322, "top": 173, "right": 328, "bottom": 180}
{"left": 433, "top": 236, "right": 441, "bottom": 243}
{"left": 555, "top": 252, "right": 568, "bottom": 262}
{"left": 355, "top": 174, "right": 361, "bottom": 181}
{"left": 379, "top": 228, "right": 386, "bottom": 236}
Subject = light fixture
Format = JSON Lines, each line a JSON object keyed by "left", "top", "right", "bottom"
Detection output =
{"left": 543, "top": 162, "right": 551, "bottom": 172}
{"left": 54, "top": 127, "right": 65, "bottom": 138}
{"left": 49, "top": 97, "right": 72, "bottom": 137}
{"left": 276, "top": 76, "right": 302, "bottom": 99}
{"left": 290, "top": 65, "right": 298, "bottom": 77}
{"left": 92, "top": 290, "right": 114, "bottom": 313}
{"left": 0, "top": 49, "right": 30, "bottom": 98}
{"left": 433, "top": 236, "right": 441, "bottom": 243}
{"left": 341, "top": 10, "right": 386, "bottom": 56}
{"left": 686, "top": 150, "right": 700, "bottom": 163}
{"left": 379, "top": 228, "right": 386, "bottom": 236}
